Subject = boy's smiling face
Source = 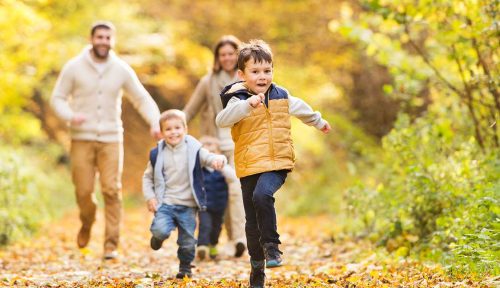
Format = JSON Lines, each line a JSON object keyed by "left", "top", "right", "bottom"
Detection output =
{"left": 161, "top": 118, "right": 186, "bottom": 146}
{"left": 238, "top": 58, "right": 273, "bottom": 95}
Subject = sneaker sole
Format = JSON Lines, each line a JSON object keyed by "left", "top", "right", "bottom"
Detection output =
{"left": 103, "top": 251, "right": 119, "bottom": 260}
{"left": 103, "top": 255, "right": 118, "bottom": 260}
{"left": 176, "top": 273, "right": 192, "bottom": 279}
{"left": 266, "top": 260, "right": 283, "bottom": 268}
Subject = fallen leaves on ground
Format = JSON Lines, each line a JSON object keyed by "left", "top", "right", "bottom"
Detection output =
{"left": 0, "top": 208, "right": 495, "bottom": 287}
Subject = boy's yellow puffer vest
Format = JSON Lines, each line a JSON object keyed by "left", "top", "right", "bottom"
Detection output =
{"left": 220, "top": 82, "right": 295, "bottom": 178}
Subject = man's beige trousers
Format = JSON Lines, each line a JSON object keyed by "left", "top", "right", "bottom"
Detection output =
{"left": 71, "top": 140, "right": 123, "bottom": 253}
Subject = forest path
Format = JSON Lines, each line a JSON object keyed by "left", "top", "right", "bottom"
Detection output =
{"left": 0, "top": 207, "right": 491, "bottom": 287}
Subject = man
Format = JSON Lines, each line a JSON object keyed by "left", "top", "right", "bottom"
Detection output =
{"left": 51, "top": 21, "right": 161, "bottom": 260}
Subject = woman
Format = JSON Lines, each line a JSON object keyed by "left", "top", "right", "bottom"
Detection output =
{"left": 183, "top": 35, "right": 246, "bottom": 257}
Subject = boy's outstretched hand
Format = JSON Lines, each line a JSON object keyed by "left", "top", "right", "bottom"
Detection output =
{"left": 321, "top": 121, "right": 331, "bottom": 134}
{"left": 211, "top": 157, "right": 225, "bottom": 170}
{"left": 150, "top": 126, "right": 162, "bottom": 140}
{"left": 247, "top": 93, "right": 265, "bottom": 108}
{"left": 147, "top": 198, "right": 158, "bottom": 213}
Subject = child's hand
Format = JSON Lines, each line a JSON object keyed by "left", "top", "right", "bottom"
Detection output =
{"left": 150, "top": 126, "right": 162, "bottom": 140}
{"left": 71, "top": 113, "right": 86, "bottom": 126}
{"left": 247, "top": 93, "right": 265, "bottom": 108}
{"left": 147, "top": 199, "right": 158, "bottom": 213}
{"left": 321, "top": 122, "right": 331, "bottom": 134}
{"left": 211, "top": 157, "right": 225, "bottom": 170}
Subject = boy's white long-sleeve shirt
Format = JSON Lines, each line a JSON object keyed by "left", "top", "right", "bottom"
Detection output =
{"left": 215, "top": 95, "right": 327, "bottom": 129}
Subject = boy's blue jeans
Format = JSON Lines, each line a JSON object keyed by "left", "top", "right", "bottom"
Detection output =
{"left": 198, "top": 210, "right": 225, "bottom": 246}
{"left": 150, "top": 204, "right": 197, "bottom": 266}
{"left": 240, "top": 170, "right": 288, "bottom": 261}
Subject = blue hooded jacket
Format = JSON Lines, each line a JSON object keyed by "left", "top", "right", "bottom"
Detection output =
{"left": 202, "top": 168, "right": 229, "bottom": 212}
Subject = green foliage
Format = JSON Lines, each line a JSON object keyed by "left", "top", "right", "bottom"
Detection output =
{"left": 333, "top": 0, "right": 499, "bottom": 275}
{"left": 333, "top": 0, "right": 499, "bottom": 149}
{"left": 345, "top": 105, "right": 499, "bottom": 274}
{"left": 0, "top": 142, "right": 74, "bottom": 246}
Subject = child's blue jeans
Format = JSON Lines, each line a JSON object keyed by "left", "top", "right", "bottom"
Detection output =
{"left": 150, "top": 204, "right": 197, "bottom": 266}
{"left": 198, "top": 209, "right": 225, "bottom": 246}
{"left": 240, "top": 170, "right": 288, "bottom": 261}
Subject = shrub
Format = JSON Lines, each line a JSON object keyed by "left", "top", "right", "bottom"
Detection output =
{"left": 0, "top": 143, "right": 74, "bottom": 246}
{"left": 345, "top": 107, "right": 499, "bottom": 275}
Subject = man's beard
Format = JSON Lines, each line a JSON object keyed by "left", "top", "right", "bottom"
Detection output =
{"left": 92, "top": 45, "right": 110, "bottom": 59}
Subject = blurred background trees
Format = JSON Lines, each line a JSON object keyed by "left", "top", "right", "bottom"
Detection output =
{"left": 0, "top": 0, "right": 497, "bottom": 275}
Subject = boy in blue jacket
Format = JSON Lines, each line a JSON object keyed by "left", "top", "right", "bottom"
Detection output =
{"left": 196, "top": 136, "right": 239, "bottom": 261}
{"left": 142, "top": 109, "right": 226, "bottom": 279}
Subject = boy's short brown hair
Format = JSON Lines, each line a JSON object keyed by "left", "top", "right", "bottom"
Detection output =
{"left": 159, "top": 109, "right": 187, "bottom": 130}
{"left": 237, "top": 39, "right": 273, "bottom": 71}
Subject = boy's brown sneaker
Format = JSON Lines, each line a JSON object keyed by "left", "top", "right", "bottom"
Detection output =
{"left": 77, "top": 225, "right": 91, "bottom": 248}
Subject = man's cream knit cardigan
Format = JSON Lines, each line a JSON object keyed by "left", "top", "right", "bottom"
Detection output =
{"left": 51, "top": 46, "right": 160, "bottom": 142}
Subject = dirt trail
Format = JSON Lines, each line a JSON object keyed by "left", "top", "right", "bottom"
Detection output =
{"left": 0, "top": 208, "right": 492, "bottom": 287}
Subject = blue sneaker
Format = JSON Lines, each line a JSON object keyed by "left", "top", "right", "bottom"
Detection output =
{"left": 263, "top": 243, "right": 283, "bottom": 268}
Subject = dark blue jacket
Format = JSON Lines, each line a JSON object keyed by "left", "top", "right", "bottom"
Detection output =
{"left": 203, "top": 168, "right": 228, "bottom": 212}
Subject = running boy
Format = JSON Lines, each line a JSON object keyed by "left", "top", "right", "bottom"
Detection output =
{"left": 143, "top": 109, "right": 226, "bottom": 279}
{"left": 215, "top": 40, "right": 331, "bottom": 287}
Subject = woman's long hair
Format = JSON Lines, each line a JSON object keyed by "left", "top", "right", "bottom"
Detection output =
{"left": 212, "top": 35, "right": 241, "bottom": 73}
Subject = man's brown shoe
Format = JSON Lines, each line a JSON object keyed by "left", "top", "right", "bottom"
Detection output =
{"left": 103, "top": 250, "right": 119, "bottom": 260}
{"left": 77, "top": 226, "right": 91, "bottom": 248}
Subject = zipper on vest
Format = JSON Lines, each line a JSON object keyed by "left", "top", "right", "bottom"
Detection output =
{"left": 265, "top": 92, "right": 275, "bottom": 169}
